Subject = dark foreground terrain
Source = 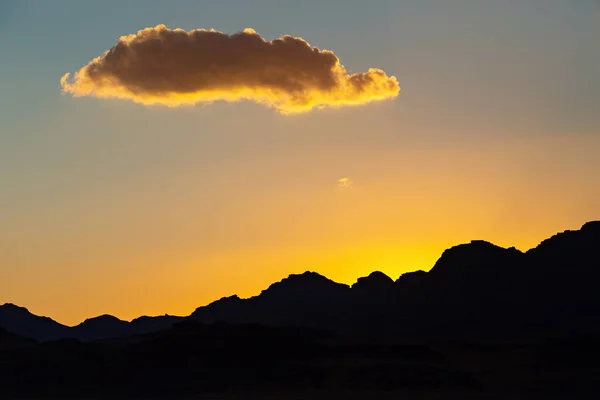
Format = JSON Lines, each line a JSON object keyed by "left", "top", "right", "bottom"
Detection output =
{"left": 1, "top": 322, "right": 599, "bottom": 399}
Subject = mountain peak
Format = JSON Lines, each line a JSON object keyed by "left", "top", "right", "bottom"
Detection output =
{"left": 84, "top": 314, "right": 123, "bottom": 322}
{"left": 265, "top": 271, "right": 338, "bottom": 288}
{"left": 529, "top": 220, "right": 599, "bottom": 250}
{"left": 213, "top": 294, "right": 242, "bottom": 303}
{"left": 526, "top": 220, "right": 600, "bottom": 268}
{"left": 0, "top": 304, "right": 69, "bottom": 342}
{"left": 352, "top": 271, "right": 394, "bottom": 292}
{"left": 581, "top": 220, "right": 600, "bottom": 232}
{"left": 260, "top": 271, "right": 350, "bottom": 298}
{"left": 429, "top": 240, "right": 522, "bottom": 278}
{"left": 1, "top": 303, "right": 30, "bottom": 313}
{"left": 199, "top": 295, "right": 243, "bottom": 310}
{"left": 77, "top": 314, "right": 127, "bottom": 328}
{"left": 395, "top": 270, "right": 428, "bottom": 289}
{"left": 131, "top": 314, "right": 179, "bottom": 323}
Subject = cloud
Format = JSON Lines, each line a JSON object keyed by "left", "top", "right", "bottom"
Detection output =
{"left": 338, "top": 177, "right": 354, "bottom": 189}
{"left": 60, "top": 25, "right": 400, "bottom": 114}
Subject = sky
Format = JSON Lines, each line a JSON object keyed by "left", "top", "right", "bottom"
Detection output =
{"left": 1, "top": 0, "right": 599, "bottom": 326}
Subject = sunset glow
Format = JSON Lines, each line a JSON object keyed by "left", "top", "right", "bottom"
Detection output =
{"left": 1, "top": 0, "right": 599, "bottom": 326}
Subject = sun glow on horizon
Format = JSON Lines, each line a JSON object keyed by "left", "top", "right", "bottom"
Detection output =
{"left": 2, "top": 1, "right": 599, "bottom": 328}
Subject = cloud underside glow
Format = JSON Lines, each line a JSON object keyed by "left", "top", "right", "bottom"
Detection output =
{"left": 60, "top": 25, "right": 400, "bottom": 114}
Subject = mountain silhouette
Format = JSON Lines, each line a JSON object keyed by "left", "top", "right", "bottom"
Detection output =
{"left": 0, "top": 304, "right": 183, "bottom": 342}
{"left": 2, "top": 220, "right": 599, "bottom": 342}
{"left": 188, "top": 221, "right": 600, "bottom": 339}
{"left": 71, "top": 314, "right": 131, "bottom": 341}
{"left": 0, "top": 303, "right": 69, "bottom": 341}
{"left": 2, "top": 221, "right": 600, "bottom": 398}
{"left": 352, "top": 271, "right": 395, "bottom": 293}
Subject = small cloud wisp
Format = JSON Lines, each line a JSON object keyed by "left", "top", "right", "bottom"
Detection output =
{"left": 338, "top": 177, "right": 354, "bottom": 189}
{"left": 60, "top": 25, "right": 400, "bottom": 114}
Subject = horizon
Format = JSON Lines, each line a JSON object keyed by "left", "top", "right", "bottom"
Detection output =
{"left": 3, "top": 218, "right": 597, "bottom": 327}
{"left": 2, "top": 0, "right": 599, "bottom": 326}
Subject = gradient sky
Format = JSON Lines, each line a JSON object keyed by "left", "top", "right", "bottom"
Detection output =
{"left": 1, "top": 0, "right": 599, "bottom": 326}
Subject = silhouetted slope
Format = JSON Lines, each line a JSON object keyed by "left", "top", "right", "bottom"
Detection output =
{"left": 190, "top": 221, "right": 600, "bottom": 339}
{"left": 130, "top": 314, "right": 183, "bottom": 335}
{"left": 0, "top": 304, "right": 183, "bottom": 342}
{"left": 192, "top": 272, "right": 352, "bottom": 329}
{"left": 520, "top": 220, "right": 600, "bottom": 335}
{"left": 352, "top": 271, "right": 394, "bottom": 293}
{"left": 190, "top": 295, "right": 248, "bottom": 324}
{"left": 428, "top": 240, "right": 523, "bottom": 279}
{"left": 258, "top": 271, "right": 351, "bottom": 299}
{"left": 395, "top": 270, "right": 428, "bottom": 291}
{"left": 399, "top": 240, "right": 526, "bottom": 336}
{"left": 0, "top": 304, "right": 69, "bottom": 342}
{"left": 70, "top": 314, "right": 183, "bottom": 341}
{"left": 71, "top": 315, "right": 131, "bottom": 341}
{"left": 3, "top": 220, "right": 600, "bottom": 342}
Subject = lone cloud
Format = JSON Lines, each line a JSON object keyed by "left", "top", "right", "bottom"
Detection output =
{"left": 60, "top": 25, "right": 400, "bottom": 114}
{"left": 338, "top": 177, "right": 354, "bottom": 189}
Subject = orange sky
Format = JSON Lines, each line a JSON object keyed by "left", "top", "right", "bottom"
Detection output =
{"left": 3, "top": 132, "right": 599, "bottom": 325}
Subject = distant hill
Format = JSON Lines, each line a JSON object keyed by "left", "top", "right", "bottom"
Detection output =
{"left": 2, "top": 220, "right": 599, "bottom": 342}
{"left": 0, "top": 328, "right": 37, "bottom": 350}
{"left": 0, "top": 304, "right": 70, "bottom": 342}
{"left": 0, "top": 304, "right": 183, "bottom": 342}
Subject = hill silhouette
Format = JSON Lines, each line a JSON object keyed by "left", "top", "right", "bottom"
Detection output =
{"left": 0, "top": 303, "right": 70, "bottom": 342}
{"left": 1, "top": 221, "right": 600, "bottom": 398}
{"left": 189, "top": 221, "right": 600, "bottom": 340}
{"left": 0, "top": 306, "right": 184, "bottom": 342}
{"left": 2, "top": 220, "right": 600, "bottom": 342}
